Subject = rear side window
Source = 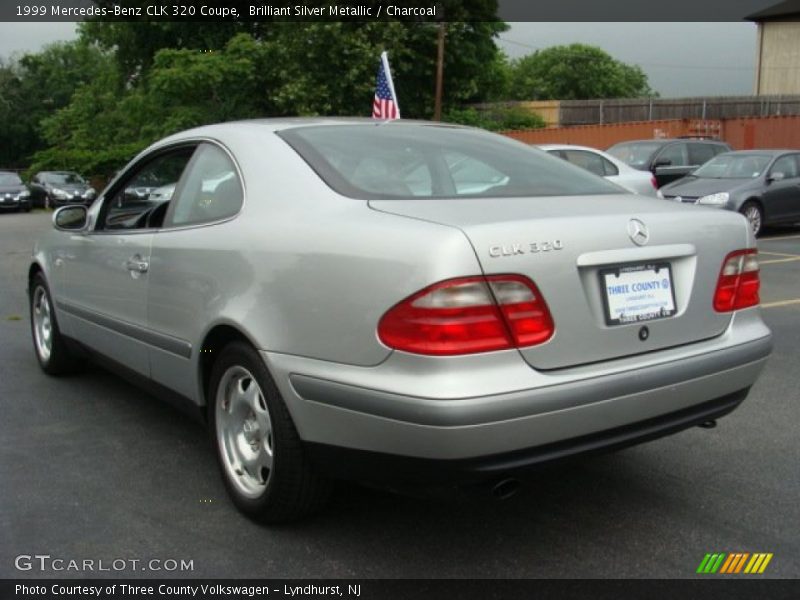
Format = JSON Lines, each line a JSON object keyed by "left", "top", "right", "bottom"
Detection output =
{"left": 279, "top": 125, "right": 622, "bottom": 199}
{"left": 561, "top": 149, "right": 618, "bottom": 177}
{"left": 167, "top": 143, "right": 243, "bottom": 227}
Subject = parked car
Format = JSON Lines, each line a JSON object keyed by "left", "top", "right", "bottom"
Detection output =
{"left": 660, "top": 150, "right": 800, "bottom": 236}
{"left": 29, "top": 119, "right": 772, "bottom": 522}
{"left": 0, "top": 171, "right": 31, "bottom": 212}
{"left": 29, "top": 171, "right": 96, "bottom": 208}
{"left": 607, "top": 139, "right": 731, "bottom": 188}
{"left": 538, "top": 144, "right": 660, "bottom": 196}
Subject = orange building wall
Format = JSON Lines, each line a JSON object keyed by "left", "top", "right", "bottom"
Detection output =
{"left": 502, "top": 116, "right": 800, "bottom": 151}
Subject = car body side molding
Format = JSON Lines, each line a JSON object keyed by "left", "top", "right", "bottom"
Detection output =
{"left": 55, "top": 300, "right": 192, "bottom": 359}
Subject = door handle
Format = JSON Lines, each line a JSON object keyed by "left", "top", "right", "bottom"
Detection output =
{"left": 125, "top": 255, "right": 149, "bottom": 273}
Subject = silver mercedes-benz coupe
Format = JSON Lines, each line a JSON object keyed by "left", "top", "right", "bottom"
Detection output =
{"left": 29, "top": 119, "right": 772, "bottom": 522}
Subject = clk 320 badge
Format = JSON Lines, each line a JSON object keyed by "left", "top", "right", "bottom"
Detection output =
{"left": 489, "top": 241, "right": 564, "bottom": 257}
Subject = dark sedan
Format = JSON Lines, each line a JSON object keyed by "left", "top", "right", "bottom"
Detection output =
{"left": 29, "top": 171, "right": 96, "bottom": 208}
{"left": 659, "top": 150, "right": 800, "bottom": 236}
{"left": 607, "top": 139, "right": 731, "bottom": 188}
{"left": 0, "top": 171, "right": 31, "bottom": 212}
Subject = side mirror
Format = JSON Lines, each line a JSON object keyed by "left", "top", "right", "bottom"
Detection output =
{"left": 53, "top": 205, "right": 88, "bottom": 232}
{"left": 768, "top": 171, "right": 785, "bottom": 183}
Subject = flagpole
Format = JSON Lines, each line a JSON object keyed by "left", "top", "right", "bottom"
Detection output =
{"left": 381, "top": 51, "right": 401, "bottom": 118}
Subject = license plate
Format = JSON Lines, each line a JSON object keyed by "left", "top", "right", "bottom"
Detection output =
{"left": 600, "top": 263, "right": 677, "bottom": 326}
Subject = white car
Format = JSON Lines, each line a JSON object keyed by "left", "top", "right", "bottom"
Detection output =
{"left": 538, "top": 144, "right": 660, "bottom": 197}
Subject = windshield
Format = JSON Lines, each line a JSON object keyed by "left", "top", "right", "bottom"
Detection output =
{"left": 607, "top": 142, "right": 664, "bottom": 169}
{"left": 279, "top": 124, "right": 623, "bottom": 200}
{"left": 692, "top": 154, "right": 772, "bottom": 179}
{"left": 44, "top": 172, "right": 86, "bottom": 185}
{"left": 0, "top": 172, "right": 23, "bottom": 186}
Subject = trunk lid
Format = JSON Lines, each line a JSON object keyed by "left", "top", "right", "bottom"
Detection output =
{"left": 370, "top": 195, "right": 751, "bottom": 370}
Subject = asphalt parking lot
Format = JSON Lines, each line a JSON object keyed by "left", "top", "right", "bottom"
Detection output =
{"left": 1, "top": 210, "right": 798, "bottom": 579}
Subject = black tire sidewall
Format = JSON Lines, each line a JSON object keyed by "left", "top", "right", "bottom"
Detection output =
{"left": 208, "top": 341, "right": 299, "bottom": 516}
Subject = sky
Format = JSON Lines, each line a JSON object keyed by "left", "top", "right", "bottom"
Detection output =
{"left": 0, "top": 21, "right": 759, "bottom": 98}
{"left": 496, "top": 23, "right": 758, "bottom": 97}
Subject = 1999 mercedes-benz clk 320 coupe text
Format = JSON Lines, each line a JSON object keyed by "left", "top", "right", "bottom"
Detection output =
{"left": 30, "top": 120, "right": 772, "bottom": 522}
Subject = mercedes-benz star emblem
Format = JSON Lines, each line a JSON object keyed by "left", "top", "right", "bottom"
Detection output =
{"left": 628, "top": 218, "right": 649, "bottom": 246}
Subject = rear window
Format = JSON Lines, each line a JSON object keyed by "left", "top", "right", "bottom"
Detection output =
{"left": 279, "top": 124, "right": 622, "bottom": 200}
{"left": 607, "top": 142, "right": 664, "bottom": 169}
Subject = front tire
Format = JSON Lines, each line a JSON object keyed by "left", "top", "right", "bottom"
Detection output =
{"left": 740, "top": 201, "right": 763, "bottom": 237}
{"left": 29, "top": 273, "right": 82, "bottom": 375}
{"left": 208, "top": 341, "right": 331, "bottom": 522}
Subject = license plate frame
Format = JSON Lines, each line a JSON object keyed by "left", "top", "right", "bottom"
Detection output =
{"left": 599, "top": 262, "right": 677, "bottom": 326}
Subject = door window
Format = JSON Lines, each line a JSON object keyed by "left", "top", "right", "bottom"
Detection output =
{"left": 770, "top": 155, "right": 800, "bottom": 179}
{"left": 166, "top": 144, "right": 243, "bottom": 227}
{"left": 655, "top": 144, "right": 689, "bottom": 167}
{"left": 688, "top": 144, "right": 717, "bottom": 166}
{"left": 98, "top": 147, "right": 196, "bottom": 231}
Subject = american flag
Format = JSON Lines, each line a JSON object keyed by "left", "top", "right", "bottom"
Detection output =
{"left": 372, "top": 51, "right": 400, "bottom": 120}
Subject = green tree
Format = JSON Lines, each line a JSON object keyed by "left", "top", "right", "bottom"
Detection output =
{"left": 443, "top": 106, "right": 545, "bottom": 131}
{"left": 0, "top": 41, "right": 109, "bottom": 167}
{"left": 507, "top": 44, "right": 655, "bottom": 100}
{"left": 30, "top": 7, "right": 511, "bottom": 177}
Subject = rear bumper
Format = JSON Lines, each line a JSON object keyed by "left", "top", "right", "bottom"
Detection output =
{"left": 305, "top": 388, "right": 749, "bottom": 484}
{"left": 263, "top": 310, "right": 771, "bottom": 481}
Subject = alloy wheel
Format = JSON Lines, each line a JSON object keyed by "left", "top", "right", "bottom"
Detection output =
{"left": 215, "top": 366, "right": 274, "bottom": 499}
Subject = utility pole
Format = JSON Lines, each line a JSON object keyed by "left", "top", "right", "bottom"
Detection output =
{"left": 433, "top": 22, "right": 446, "bottom": 121}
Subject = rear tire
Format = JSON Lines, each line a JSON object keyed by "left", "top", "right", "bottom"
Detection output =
{"left": 29, "top": 273, "right": 83, "bottom": 375}
{"left": 740, "top": 201, "right": 763, "bottom": 237}
{"left": 208, "top": 341, "right": 331, "bottom": 522}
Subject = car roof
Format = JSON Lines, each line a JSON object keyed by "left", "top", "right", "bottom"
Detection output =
{"left": 537, "top": 144, "right": 602, "bottom": 152}
{"left": 147, "top": 118, "right": 498, "bottom": 157}
{"left": 172, "top": 117, "right": 468, "bottom": 137}
{"left": 611, "top": 139, "right": 728, "bottom": 146}
{"left": 718, "top": 149, "right": 797, "bottom": 156}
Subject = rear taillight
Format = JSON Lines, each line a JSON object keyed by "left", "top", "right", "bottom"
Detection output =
{"left": 713, "top": 249, "right": 760, "bottom": 312}
{"left": 650, "top": 175, "right": 658, "bottom": 190}
{"left": 378, "top": 275, "right": 554, "bottom": 356}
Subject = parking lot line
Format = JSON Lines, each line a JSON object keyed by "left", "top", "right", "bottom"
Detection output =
{"left": 759, "top": 251, "right": 800, "bottom": 258}
{"left": 762, "top": 298, "right": 800, "bottom": 309}
{"left": 760, "top": 257, "right": 800, "bottom": 265}
{"left": 759, "top": 234, "right": 800, "bottom": 242}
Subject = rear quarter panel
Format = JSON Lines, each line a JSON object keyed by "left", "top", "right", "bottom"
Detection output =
{"left": 145, "top": 127, "right": 482, "bottom": 371}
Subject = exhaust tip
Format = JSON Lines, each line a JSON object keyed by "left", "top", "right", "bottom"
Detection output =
{"left": 491, "top": 478, "right": 521, "bottom": 500}
{"left": 698, "top": 420, "right": 717, "bottom": 429}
